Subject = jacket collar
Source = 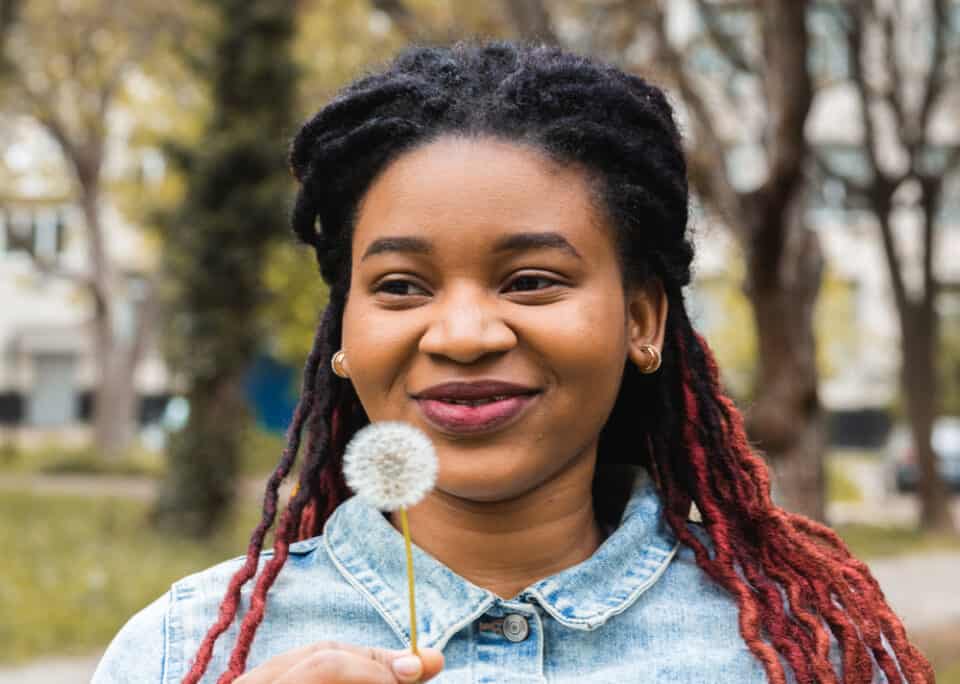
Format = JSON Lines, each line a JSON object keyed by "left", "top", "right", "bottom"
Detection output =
{"left": 322, "top": 467, "right": 679, "bottom": 650}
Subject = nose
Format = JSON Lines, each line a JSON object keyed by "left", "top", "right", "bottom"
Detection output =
{"left": 418, "top": 284, "right": 517, "bottom": 364}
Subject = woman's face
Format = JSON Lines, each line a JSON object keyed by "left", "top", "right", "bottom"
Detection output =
{"left": 342, "top": 137, "right": 666, "bottom": 503}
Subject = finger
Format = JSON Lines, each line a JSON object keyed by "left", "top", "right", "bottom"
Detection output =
{"left": 234, "top": 641, "right": 380, "bottom": 684}
{"left": 277, "top": 649, "right": 395, "bottom": 684}
{"left": 235, "top": 642, "right": 445, "bottom": 684}
{"left": 338, "top": 645, "right": 444, "bottom": 684}
{"left": 390, "top": 648, "right": 445, "bottom": 683}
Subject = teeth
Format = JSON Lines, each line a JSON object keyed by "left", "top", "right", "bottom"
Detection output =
{"left": 444, "top": 395, "right": 510, "bottom": 405}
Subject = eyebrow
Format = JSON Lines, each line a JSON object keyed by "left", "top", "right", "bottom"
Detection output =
{"left": 360, "top": 231, "right": 583, "bottom": 261}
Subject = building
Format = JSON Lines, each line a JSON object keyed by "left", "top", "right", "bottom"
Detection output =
{"left": 0, "top": 117, "right": 172, "bottom": 449}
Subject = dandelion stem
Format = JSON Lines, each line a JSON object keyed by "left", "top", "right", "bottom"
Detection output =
{"left": 400, "top": 505, "right": 418, "bottom": 655}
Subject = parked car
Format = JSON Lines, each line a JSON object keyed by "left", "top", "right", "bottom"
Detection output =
{"left": 884, "top": 416, "right": 960, "bottom": 493}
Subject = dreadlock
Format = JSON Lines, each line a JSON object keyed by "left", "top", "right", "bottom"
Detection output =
{"left": 183, "top": 41, "right": 933, "bottom": 683}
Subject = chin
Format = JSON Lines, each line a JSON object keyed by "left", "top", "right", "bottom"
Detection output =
{"left": 435, "top": 465, "right": 546, "bottom": 504}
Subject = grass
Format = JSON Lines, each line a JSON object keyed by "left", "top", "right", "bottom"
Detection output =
{"left": 4, "top": 442, "right": 959, "bottom": 676}
{"left": 0, "top": 425, "right": 290, "bottom": 480}
{"left": 912, "top": 622, "right": 960, "bottom": 684}
{"left": 0, "top": 491, "right": 261, "bottom": 664}
{"left": 834, "top": 523, "right": 960, "bottom": 559}
{"left": 7, "top": 489, "right": 960, "bottom": 680}
{"left": 0, "top": 441, "right": 165, "bottom": 478}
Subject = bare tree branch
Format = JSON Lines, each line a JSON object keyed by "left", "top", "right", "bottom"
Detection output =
{"left": 501, "top": 0, "right": 557, "bottom": 44}
{"left": 841, "top": 1, "right": 911, "bottom": 314}
{"left": 918, "top": 173, "right": 942, "bottom": 306}
{"left": 844, "top": 1, "right": 908, "bottom": 191}
{"left": 124, "top": 272, "right": 160, "bottom": 377}
{"left": 880, "top": 6, "right": 908, "bottom": 137}
{"left": 29, "top": 256, "right": 95, "bottom": 288}
{"left": 649, "top": 2, "right": 743, "bottom": 230}
{"left": 370, "top": 0, "right": 427, "bottom": 42}
{"left": 693, "top": 0, "right": 756, "bottom": 73}
{"left": 758, "top": 0, "right": 812, "bottom": 217}
{"left": 917, "top": 0, "right": 948, "bottom": 154}
{"left": 812, "top": 148, "right": 869, "bottom": 197}
{"left": 0, "top": 0, "right": 19, "bottom": 46}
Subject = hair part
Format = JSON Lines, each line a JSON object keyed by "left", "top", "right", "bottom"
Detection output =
{"left": 183, "top": 41, "right": 933, "bottom": 684}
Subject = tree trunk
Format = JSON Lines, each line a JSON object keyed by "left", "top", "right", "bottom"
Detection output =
{"left": 501, "top": 0, "right": 557, "bottom": 44}
{"left": 150, "top": 0, "right": 297, "bottom": 537}
{"left": 743, "top": 196, "right": 827, "bottom": 521}
{"left": 79, "top": 183, "right": 141, "bottom": 460}
{"left": 153, "top": 371, "right": 249, "bottom": 537}
{"left": 92, "top": 343, "right": 139, "bottom": 459}
{"left": 902, "top": 304, "right": 954, "bottom": 531}
{"left": 870, "top": 185, "right": 955, "bottom": 533}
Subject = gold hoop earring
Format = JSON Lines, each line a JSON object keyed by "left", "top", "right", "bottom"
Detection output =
{"left": 331, "top": 350, "right": 350, "bottom": 378}
{"left": 638, "top": 344, "right": 661, "bottom": 374}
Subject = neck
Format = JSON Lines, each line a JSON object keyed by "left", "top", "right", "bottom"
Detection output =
{"left": 392, "top": 456, "right": 604, "bottom": 600}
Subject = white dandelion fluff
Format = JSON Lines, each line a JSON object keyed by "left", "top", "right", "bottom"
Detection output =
{"left": 343, "top": 421, "right": 438, "bottom": 511}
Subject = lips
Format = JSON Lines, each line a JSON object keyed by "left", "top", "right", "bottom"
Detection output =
{"left": 411, "top": 380, "right": 541, "bottom": 434}
{"left": 415, "top": 394, "right": 539, "bottom": 434}
{"left": 413, "top": 380, "right": 539, "bottom": 401}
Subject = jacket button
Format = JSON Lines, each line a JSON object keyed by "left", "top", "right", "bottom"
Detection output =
{"left": 502, "top": 614, "right": 529, "bottom": 642}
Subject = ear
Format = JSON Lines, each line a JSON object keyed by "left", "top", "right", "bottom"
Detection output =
{"left": 625, "top": 278, "right": 668, "bottom": 369}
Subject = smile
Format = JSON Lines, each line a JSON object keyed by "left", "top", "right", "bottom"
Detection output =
{"left": 415, "top": 394, "right": 539, "bottom": 435}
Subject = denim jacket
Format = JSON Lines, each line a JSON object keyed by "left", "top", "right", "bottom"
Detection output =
{"left": 92, "top": 469, "right": 891, "bottom": 683}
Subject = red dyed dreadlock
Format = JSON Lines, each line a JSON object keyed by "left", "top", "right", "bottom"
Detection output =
{"left": 181, "top": 42, "right": 933, "bottom": 683}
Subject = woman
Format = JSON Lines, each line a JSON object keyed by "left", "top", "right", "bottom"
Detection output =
{"left": 93, "top": 42, "right": 932, "bottom": 683}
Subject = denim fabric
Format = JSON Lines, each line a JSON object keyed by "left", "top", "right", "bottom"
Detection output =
{"left": 92, "top": 469, "right": 893, "bottom": 683}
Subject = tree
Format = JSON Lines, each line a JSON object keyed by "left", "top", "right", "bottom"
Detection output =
{"left": 816, "top": 0, "right": 959, "bottom": 532}
{"left": 340, "top": 0, "right": 829, "bottom": 520}
{"left": 621, "top": 1, "right": 826, "bottom": 520}
{"left": 0, "top": 0, "right": 185, "bottom": 459}
{"left": 152, "top": 0, "right": 298, "bottom": 537}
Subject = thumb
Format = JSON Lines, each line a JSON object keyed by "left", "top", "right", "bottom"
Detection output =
{"left": 388, "top": 647, "right": 445, "bottom": 683}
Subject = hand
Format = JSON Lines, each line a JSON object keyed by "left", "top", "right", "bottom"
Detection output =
{"left": 234, "top": 641, "right": 445, "bottom": 684}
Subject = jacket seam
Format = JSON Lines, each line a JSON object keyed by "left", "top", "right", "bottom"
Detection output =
{"left": 324, "top": 529, "right": 411, "bottom": 648}
{"left": 529, "top": 540, "right": 680, "bottom": 630}
{"left": 165, "top": 582, "right": 188, "bottom": 683}
{"left": 160, "top": 589, "right": 170, "bottom": 683}
{"left": 431, "top": 594, "right": 497, "bottom": 652}
{"left": 324, "top": 501, "right": 497, "bottom": 651}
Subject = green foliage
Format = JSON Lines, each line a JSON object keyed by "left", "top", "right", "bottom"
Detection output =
{"left": 939, "top": 311, "right": 960, "bottom": 416}
{"left": 0, "top": 491, "right": 259, "bottom": 664}
{"left": 692, "top": 246, "right": 859, "bottom": 405}
{"left": 691, "top": 248, "right": 757, "bottom": 403}
{"left": 826, "top": 458, "right": 863, "bottom": 504}
{"left": 154, "top": 0, "right": 299, "bottom": 537}
{"left": 814, "top": 265, "right": 858, "bottom": 381}
{"left": 887, "top": 307, "right": 960, "bottom": 421}
{"left": 238, "top": 423, "right": 290, "bottom": 476}
{"left": 261, "top": 240, "right": 329, "bottom": 368}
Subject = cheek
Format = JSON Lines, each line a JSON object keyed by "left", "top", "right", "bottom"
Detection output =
{"left": 341, "top": 304, "right": 415, "bottom": 416}
{"left": 519, "top": 290, "right": 628, "bottom": 429}
{"left": 531, "top": 291, "right": 627, "bottom": 377}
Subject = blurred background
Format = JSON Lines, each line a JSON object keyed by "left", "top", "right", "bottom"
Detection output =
{"left": 0, "top": 0, "right": 958, "bottom": 681}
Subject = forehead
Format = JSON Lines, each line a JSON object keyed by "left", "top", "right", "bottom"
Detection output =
{"left": 351, "top": 136, "right": 614, "bottom": 262}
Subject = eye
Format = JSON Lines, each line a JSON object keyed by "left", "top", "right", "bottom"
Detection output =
{"left": 374, "top": 278, "right": 429, "bottom": 297}
{"left": 505, "top": 274, "right": 560, "bottom": 292}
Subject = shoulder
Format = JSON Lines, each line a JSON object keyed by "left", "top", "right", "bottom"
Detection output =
{"left": 651, "top": 521, "right": 748, "bottom": 621}
{"left": 91, "top": 590, "right": 171, "bottom": 683}
{"left": 660, "top": 522, "right": 904, "bottom": 683}
{"left": 90, "top": 536, "right": 337, "bottom": 684}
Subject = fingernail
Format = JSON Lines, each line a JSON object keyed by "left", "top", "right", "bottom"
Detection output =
{"left": 393, "top": 654, "right": 422, "bottom": 679}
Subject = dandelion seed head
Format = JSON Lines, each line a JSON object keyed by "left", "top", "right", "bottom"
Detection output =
{"left": 343, "top": 421, "right": 438, "bottom": 511}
